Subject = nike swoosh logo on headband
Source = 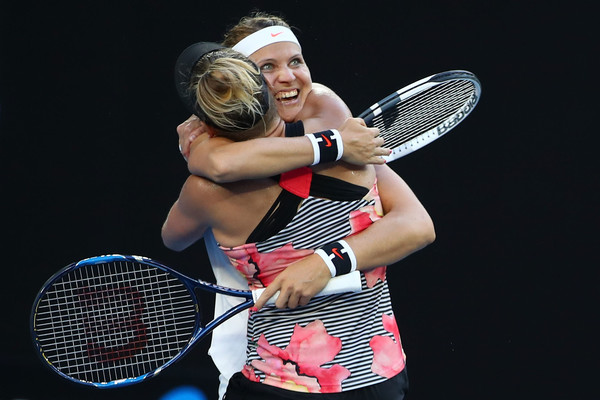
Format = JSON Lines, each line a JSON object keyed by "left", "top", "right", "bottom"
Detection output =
{"left": 270, "top": 32, "right": 283, "bottom": 37}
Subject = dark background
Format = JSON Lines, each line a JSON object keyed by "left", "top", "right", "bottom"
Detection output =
{"left": 1, "top": 1, "right": 596, "bottom": 399}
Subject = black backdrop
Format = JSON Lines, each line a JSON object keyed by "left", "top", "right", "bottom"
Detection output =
{"left": 1, "top": 1, "right": 596, "bottom": 399}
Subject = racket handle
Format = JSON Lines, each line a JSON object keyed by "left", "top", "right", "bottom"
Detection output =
{"left": 252, "top": 270, "right": 362, "bottom": 305}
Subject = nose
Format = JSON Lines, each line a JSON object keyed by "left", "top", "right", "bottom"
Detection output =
{"left": 275, "top": 66, "right": 295, "bottom": 83}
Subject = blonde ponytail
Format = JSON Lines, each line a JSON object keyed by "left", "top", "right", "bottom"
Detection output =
{"left": 193, "top": 56, "right": 265, "bottom": 132}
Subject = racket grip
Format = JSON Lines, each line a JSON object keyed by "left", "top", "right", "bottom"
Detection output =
{"left": 252, "top": 270, "right": 362, "bottom": 305}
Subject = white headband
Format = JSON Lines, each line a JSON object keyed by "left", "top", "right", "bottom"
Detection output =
{"left": 232, "top": 26, "right": 301, "bottom": 57}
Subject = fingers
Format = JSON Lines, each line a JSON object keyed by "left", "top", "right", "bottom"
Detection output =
{"left": 273, "top": 285, "right": 306, "bottom": 309}
{"left": 253, "top": 248, "right": 332, "bottom": 311}
{"left": 379, "top": 147, "right": 392, "bottom": 157}
{"left": 274, "top": 292, "right": 313, "bottom": 309}
{"left": 179, "top": 141, "right": 190, "bottom": 161}
{"left": 342, "top": 117, "right": 367, "bottom": 128}
{"left": 254, "top": 285, "right": 278, "bottom": 310}
{"left": 370, "top": 128, "right": 389, "bottom": 163}
{"left": 365, "top": 134, "right": 389, "bottom": 164}
{"left": 177, "top": 116, "right": 196, "bottom": 161}
{"left": 354, "top": 117, "right": 367, "bottom": 127}
{"left": 254, "top": 284, "right": 315, "bottom": 310}
{"left": 255, "top": 285, "right": 296, "bottom": 310}
{"left": 277, "top": 289, "right": 299, "bottom": 309}
{"left": 177, "top": 115, "right": 208, "bottom": 161}
{"left": 283, "top": 293, "right": 312, "bottom": 308}
{"left": 182, "top": 114, "right": 200, "bottom": 127}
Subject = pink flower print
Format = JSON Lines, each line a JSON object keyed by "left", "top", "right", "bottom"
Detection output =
{"left": 241, "top": 365, "right": 259, "bottom": 382}
{"left": 249, "top": 242, "right": 313, "bottom": 285}
{"left": 347, "top": 182, "right": 383, "bottom": 235}
{"left": 258, "top": 353, "right": 322, "bottom": 393}
{"left": 369, "top": 314, "right": 405, "bottom": 378}
{"left": 224, "top": 245, "right": 262, "bottom": 288}
{"left": 349, "top": 206, "right": 382, "bottom": 235}
{"left": 224, "top": 243, "right": 313, "bottom": 290}
{"left": 250, "top": 320, "right": 350, "bottom": 393}
{"left": 364, "top": 266, "right": 387, "bottom": 288}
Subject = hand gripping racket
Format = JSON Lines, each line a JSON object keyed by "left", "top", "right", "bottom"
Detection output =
{"left": 359, "top": 70, "right": 481, "bottom": 162}
{"left": 30, "top": 254, "right": 361, "bottom": 388}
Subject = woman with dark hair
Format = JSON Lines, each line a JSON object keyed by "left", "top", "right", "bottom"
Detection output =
{"left": 163, "top": 43, "right": 434, "bottom": 399}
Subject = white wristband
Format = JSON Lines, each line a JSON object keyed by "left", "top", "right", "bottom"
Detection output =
{"left": 315, "top": 240, "right": 357, "bottom": 278}
{"left": 306, "top": 129, "right": 343, "bottom": 166}
{"left": 315, "top": 248, "right": 337, "bottom": 277}
{"left": 339, "top": 240, "right": 357, "bottom": 272}
{"left": 330, "top": 129, "right": 344, "bottom": 161}
{"left": 306, "top": 133, "right": 321, "bottom": 165}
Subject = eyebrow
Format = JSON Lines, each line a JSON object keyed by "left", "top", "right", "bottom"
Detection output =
{"left": 257, "top": 52, "right": 303, "bottom": 66}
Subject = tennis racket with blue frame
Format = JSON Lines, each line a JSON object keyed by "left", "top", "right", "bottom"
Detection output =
{"left": 30, "top": 254, "right": 361, "bottom": 388}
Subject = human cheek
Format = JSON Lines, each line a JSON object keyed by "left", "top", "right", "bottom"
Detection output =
{"left": 298, "top": 72, "right": 312, "bottom": 100}
{"left": 297, "top": 67, "right": 312, "bottom": 89}
{"left": 262, "top": 74, "right": 277, "bottom": 94}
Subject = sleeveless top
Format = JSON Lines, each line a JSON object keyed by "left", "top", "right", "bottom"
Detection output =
{"left": 205, "top": 120, "right": 333, "bottom": 399}
{"left": 219, "top": 167, "right": 406, "bottom": 394}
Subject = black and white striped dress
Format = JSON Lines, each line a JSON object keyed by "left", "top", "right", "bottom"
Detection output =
{"left": 221, "top": 169, "right": 406, "bottom": 394}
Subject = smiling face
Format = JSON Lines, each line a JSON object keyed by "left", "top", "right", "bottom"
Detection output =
{"left": 248, "top": 42, "right": 312, "bottom": 123}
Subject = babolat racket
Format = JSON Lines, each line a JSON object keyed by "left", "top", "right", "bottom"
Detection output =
{"left": 358, "top": 70, "right": 481, "bottom": 161}
{"left": 30, "top": 254, "right": 361, "bottom": 388}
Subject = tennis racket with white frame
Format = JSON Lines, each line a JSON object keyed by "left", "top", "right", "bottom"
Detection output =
{"left": 30, "top": 254, "right": 361, "bottom": 388}
{"left": 358, "top": 70, "right": 481, "bottom": 161}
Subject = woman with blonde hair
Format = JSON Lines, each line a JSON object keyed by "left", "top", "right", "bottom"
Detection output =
{"left": 164, "top": 43, "right": 434, "bottom": 399}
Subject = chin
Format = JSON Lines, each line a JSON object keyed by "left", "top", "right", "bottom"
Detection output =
{"left": 277, "top": 97, "right": 307, "bottom": 121}
{"left": 276, "top": 105, "right": 302, "bottom": 122}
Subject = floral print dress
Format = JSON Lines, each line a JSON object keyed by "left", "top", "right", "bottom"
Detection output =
{"left": 220, "top": 168, "right": 406, "bottom": 393}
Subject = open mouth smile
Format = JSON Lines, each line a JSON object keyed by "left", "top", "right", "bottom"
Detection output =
{"left": 275, "top": 89, "right": 299, "bottom": 102}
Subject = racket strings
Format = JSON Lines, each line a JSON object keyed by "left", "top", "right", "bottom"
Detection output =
{"left": 374, "top": 80, "right": 476, "bottom": 148}
{"left": 33, "top": 261, "right": 197, "bottom": 384}
{"left": 381, "top": 82, "right": 473, "bottom": 144}
{"left": 380, "top": 81, "right": 473, "bottom": 144}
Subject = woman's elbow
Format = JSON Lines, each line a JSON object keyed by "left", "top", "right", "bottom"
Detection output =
{"left": 423, "top": 217, "right": 436, "bottom": 246}
{"left": 161, "top": 223, "right": 186, "bottom": 252}
{"left": 162, "top": 236, "right": 183, "bottom": 252}
{"left": 161, "top": 232, "right": 179, "bottom": 252}
{"left": 415, "top": 212, "right": 436, "bottom": 248}
{"left": 189, "top": 153, "right": 236, "bottom": 183}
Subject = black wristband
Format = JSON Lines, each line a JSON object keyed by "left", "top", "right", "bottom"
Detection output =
{"left": 314, "top": 240, "right": 357, "bottom": 277}
{"left": 307, "top": 129, "right": 343, "bottom": 165}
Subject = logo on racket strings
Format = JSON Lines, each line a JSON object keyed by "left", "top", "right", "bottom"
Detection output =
{"left": 437, "top": 94, "right": 478, "bottom": 135}
{"left": 77, "top": 286, "right": 148, "bottom": 363}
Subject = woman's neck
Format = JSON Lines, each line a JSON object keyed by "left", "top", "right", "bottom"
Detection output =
{"left": 265, "top": 116, "right": 286, "bottom": 138}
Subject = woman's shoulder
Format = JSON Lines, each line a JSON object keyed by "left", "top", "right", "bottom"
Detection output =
{"left": 298, "top": 83, "right": 352, "bottom": 129}
{"left": 308, "top": 83, "right": 345, "bottom": 105}
{"left": 180, "top": 175, "right": 222, "bottom": 207}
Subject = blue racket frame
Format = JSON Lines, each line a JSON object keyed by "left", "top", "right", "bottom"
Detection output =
{"left": 30, "top": 254, "right": 255, "bottom": 388}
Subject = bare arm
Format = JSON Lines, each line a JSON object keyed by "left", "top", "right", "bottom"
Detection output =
{"left": 254, "top": 164, "right": 435, "bottom": 309}
{"left": 182, "top": 117, "right": 312, "bottom": 182}
{"left": 177, "top": 85, "right": 388, "bottom": 183}
{"left": 161, "top": 176, "right": 213, "bottom": 251}
{"left": 343, "top": 164, "right": 436, "bottom": 268}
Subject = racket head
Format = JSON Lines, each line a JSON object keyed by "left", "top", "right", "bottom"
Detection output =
{"left": 359, "top": 70, "right": 481, "bottom": 162}
{"left": 30, "top": 254, "right": 202, "bottom": 388}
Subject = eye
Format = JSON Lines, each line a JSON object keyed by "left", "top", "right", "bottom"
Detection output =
{"left": 289, "top": 58, "right": 303, "bottom": 67}
{"left": 259, "top": 63, "right": 273, "bottom": 72}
